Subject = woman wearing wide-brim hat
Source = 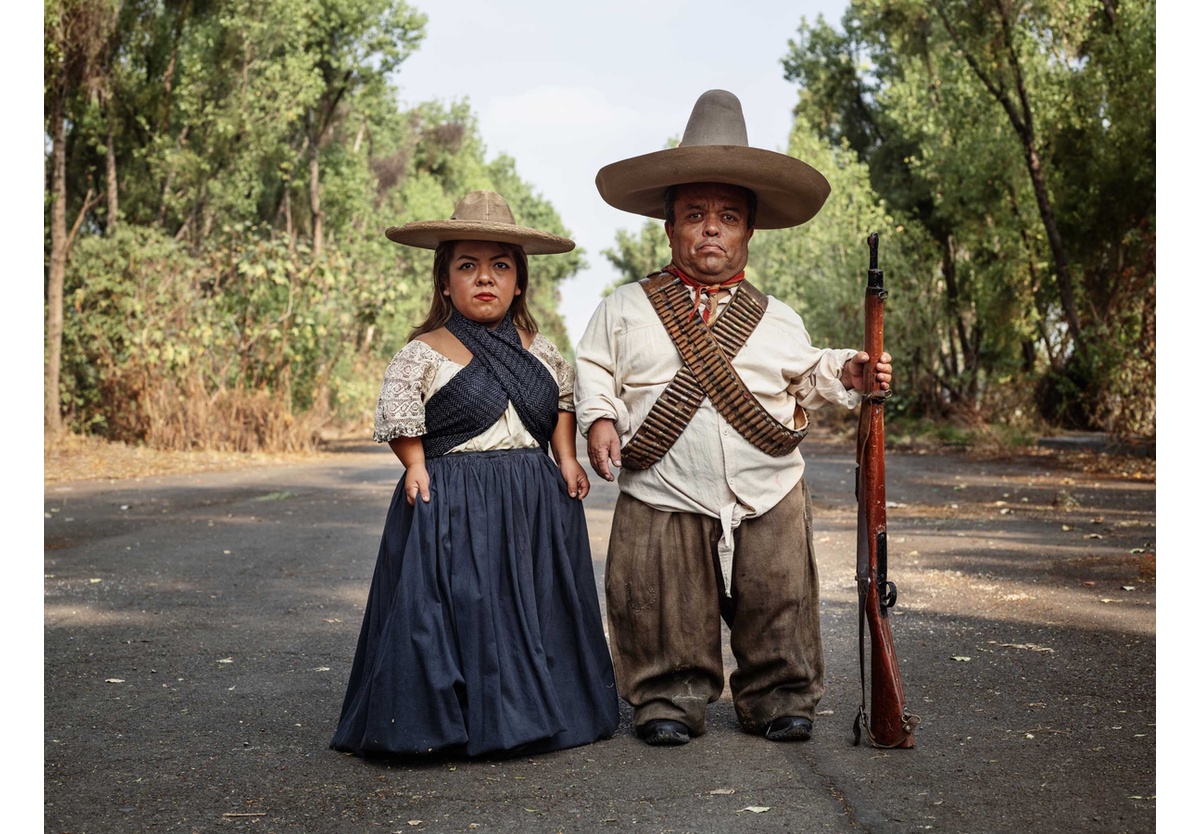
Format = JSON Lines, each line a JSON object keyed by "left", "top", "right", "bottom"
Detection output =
{"left": 330, "top": 191, "right": 619, "bottom": 758}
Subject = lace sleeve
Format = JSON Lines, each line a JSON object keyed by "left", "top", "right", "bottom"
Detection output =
{"left": 530, "top": 334, "right": 576, "bottom": 412}
{"left": 372, "top": 341, "right": 444, "bottom": 443}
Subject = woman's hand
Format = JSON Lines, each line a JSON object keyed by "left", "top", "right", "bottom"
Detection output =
{"left": 559, "top": 457, "right": 590, "bottom": 500}
{"left": 403, "top": 463, "right": 430, "bottom": 506}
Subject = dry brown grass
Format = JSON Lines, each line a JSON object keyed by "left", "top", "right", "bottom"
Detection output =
{"left": 44, "top": 432, "right": 328, "bottom": 485}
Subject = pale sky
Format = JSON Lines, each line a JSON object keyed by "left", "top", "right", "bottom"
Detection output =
{"left": 393, "top": 0, "right": 851, "bottom": 345}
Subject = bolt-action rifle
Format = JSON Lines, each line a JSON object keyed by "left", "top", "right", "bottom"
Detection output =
{"left": 853, "top": 232, "right": 919, "bottom": 749}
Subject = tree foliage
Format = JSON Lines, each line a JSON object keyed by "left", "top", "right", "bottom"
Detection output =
{"left": 45, "top": 0, "right": 584, "bottom": 449}
{"left": 780, "top": 0, "right": 1154, "bottom": 434}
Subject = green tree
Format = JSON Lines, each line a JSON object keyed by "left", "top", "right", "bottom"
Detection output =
{"left": 47, "top": 1, "right": 583, "bottom": 449}
{"left": 782, "top": 0, "right": 1154, "bottom": 432}
{"left": 300, "top": 0, "right": 425, "bottom": 255}
{"left": 754, "top": 116, "right": 941, "bottom": 411}
{"left": 44, "top": 0, "right": 121, "bottom": 435}
{"left": 602, "top": 224, "right": 672, "bottom": 290}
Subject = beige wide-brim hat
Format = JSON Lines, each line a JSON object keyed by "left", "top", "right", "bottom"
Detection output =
{"left": 595, "top": 89, "right": 831, "bottom": 230}
{"left": 385, "top": 190, "right": 575, "bottom": 255}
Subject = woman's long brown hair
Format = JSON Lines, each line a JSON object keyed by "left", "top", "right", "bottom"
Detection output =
{"left": 408, "top": 240, "right": 539, "bottom": 340}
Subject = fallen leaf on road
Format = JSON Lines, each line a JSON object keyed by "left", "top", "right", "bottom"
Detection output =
{"left": 708, "top": 788, "right": 736, "bottom": 795}
{"left": 952, "top": 656, "right": 971, "bottom": 662}
{"left": 1082, "top": 581, "right": 1095, "bottom": 586}
{"left": 737, "top": 807, "right": 770, "bottom": 813}
{"left": 105, "top": 678, "right": 124, "bottom": 683}
{"left": 1122, "top": 586, "right": 1135, "bottom": 591}
{"left": 90, "top": 578, "right": 102, "bottom": 584}
{"left": 1084, "top": 533, "right": 1103, "bottom": 539}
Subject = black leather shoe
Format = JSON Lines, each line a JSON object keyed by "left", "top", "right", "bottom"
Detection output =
{"left": 636, "top": 719, "right": 691, "bottom": 746}
{"left": 765, "top": 716, "right": 812, "bottom": 742}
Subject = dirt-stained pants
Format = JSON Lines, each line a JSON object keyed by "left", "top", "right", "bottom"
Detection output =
{"left": 604, "top": 478, "right": 824, "bottom": 735}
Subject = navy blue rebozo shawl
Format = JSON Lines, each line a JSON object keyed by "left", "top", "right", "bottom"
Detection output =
{"left": 421, "top": 311, "right": 559, "bottom": 458}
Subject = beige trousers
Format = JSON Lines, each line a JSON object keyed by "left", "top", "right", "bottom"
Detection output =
{"left": 604, "top": 478, "right": 825, "bottom": 735}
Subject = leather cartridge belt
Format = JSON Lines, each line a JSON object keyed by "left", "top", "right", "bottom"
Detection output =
{"left": 620, "top": 272, "right": 808, "bottom": 471}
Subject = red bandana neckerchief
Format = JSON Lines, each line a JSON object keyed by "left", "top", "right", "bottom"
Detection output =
{"left": 663, "top": 264, "right": 746, "bottom": 323}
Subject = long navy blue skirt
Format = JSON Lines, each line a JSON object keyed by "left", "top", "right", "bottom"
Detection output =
{"left": 331, "top": 447, "right": 619, "bottom": 757}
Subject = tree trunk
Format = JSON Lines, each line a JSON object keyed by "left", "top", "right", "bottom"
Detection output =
{"left": 991, "top": 0, "right": 1083, "bottom": 345}
{"left": 46, "top": 98, "right": 67, "bottom": 436}
{"left": 940, "top": 234, "right": 965, "bottom": 379}
{"left": 106, "top": 122, "right": 118, "bottom": 231}
{"left": 284, "top": 186, "right": 295, "bottom": 256}
{"left": 308, "top": 110, "right": 323, "bottom": 258}
{"left": 1021, "top": 141, "right": 1082, "bottom": 343}
{"left": 933, "top": 0, "right": 1084, "bottom": 347}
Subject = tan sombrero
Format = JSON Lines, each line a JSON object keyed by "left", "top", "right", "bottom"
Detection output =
{"left": 385, "top": 190, "right": 574, "bottom": 255}
{"left": 595, "top": 89, "right": 831, "bottom": 229}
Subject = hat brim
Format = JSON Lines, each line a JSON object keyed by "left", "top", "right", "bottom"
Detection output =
{"left": 595, "top": 145, "right": 831, "bottom": 229}
{"left": 384, "top": 220, "right": 575, "bottom": 255}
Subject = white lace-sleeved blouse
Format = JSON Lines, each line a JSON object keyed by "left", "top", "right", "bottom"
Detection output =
{"left": 373, "top": 333, "right": 575, "bottom": 453}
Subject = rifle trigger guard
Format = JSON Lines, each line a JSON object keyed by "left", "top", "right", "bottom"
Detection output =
{"left": 882, "top": 580, "right": 898, "bottom": 608}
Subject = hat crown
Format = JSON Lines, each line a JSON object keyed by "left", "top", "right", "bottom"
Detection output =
{"left": 451, "top": 190, "right": 516, "bottom": 225}
{"left": 384, "top": 189, "right": 574, "bottom": 254}
{"left": 678, "top": 89, "right": 749, "bottom": 148}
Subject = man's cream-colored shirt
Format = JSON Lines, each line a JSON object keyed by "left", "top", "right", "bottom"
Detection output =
{"left": 574, "top": 278, "right": 861, "bottom": 590}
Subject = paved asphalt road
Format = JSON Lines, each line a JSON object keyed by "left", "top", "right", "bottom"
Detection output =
{"left": 44, "top": 439, "right": 1157, "bottom": 833}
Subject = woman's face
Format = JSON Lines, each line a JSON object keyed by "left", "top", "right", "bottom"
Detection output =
{"left": 442, "top": 240, "right": 522, "bottom": 327}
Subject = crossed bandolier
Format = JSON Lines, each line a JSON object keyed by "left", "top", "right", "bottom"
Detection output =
{"left": 620, "top": 273, "right": 809, "bottom": 471}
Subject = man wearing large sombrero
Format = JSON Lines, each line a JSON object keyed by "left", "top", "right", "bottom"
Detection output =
{"left": 575, "top": 90, "right": 893, "bottom": 746}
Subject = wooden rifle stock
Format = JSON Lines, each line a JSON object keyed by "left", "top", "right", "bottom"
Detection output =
{"left": 853, "top": 232, "right": 918, "bottom": 749}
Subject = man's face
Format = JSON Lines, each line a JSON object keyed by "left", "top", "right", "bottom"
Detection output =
{"left": 664, "top": 182, "right": 755, "bottom": 285}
